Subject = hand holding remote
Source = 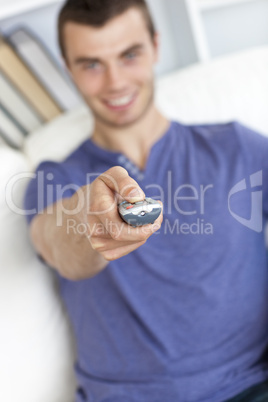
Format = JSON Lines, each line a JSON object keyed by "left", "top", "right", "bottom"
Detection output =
{"left": 118, "top": 198, "right": 162, "bottom": 227}
{"left": 86, "top": 167, "right": 163, "bottom": 262}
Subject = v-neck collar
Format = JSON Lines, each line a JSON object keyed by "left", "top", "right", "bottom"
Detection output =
{"left": 85, "top": 121, "right": 174, "bottom": 181}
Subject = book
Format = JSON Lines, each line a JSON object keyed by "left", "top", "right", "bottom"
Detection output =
{"left": 8, "top": 28, "right": 81, "bottom": 111}
{"left": 0, "top": 35, "right": 63, "bottom": 122}
{"left": 0, "top": 70, "right": 42, "bottom": 133}
{"left": 0, "top": 102, "right": 25, "bottom": 148}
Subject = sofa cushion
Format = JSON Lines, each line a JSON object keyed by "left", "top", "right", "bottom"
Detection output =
{"left": 155, "top": 45, "right": 268, "bottom": 137}
{"left": 24, "top": 104, "right": 93, "bottom": 169}
{"left": 0, "top": 144, "right": 76, "bottom": 402}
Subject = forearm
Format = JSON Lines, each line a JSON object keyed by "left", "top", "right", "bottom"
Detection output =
{"left": 29, "top": 167, "right": 161, "bottom": 280}
{"left": 30, "top": 193, "right": 108, "bottom": 281}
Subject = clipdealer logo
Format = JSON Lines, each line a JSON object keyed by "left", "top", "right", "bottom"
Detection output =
{"left": 5, "top": 169, "right": 264, "bottom": 235}
{"left": 228, "top": 170, "right": 263, "bottom": 233}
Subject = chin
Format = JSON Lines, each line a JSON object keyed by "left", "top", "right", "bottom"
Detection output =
{"left": 92, "top": 95, "right": 154, "bottom": 129}
{"left": 100, "top": 115, "right": 142, "bottom": 129}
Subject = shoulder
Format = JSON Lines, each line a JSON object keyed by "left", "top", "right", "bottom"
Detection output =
{"left": 170, "top": 120, "right": 268, "bottom": 173}
{"left": 171, "top": 120, "right": 238, "bottom": 140}
{"left": 184, "top": 120, "right": 238, "bottom": 139}
{"left": 173, "top": 119, "right": 268, "bottom": 150}
{"left": 34, "top": 138, "right": 91, "bottom": 178}
{"left": 231, "top": 121, "right": 268, "bottom": 149}
{"left": 170, "top": 120, "right": 240, "bottom": 156}
{"left": 230, "top": 121, "right": 268, "bottom": 169}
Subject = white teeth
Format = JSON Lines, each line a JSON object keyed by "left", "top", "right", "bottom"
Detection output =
{"left": 107, "top": 95, "right": 134, "bottom": 107}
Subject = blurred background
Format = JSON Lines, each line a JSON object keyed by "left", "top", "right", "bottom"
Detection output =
{"left": 1, "top": 0, "right": 268, "bottom": 76}
{"left": 0, "top": 2, "right": 268, "bottom": 402}
{"left": 0, "top": 0, "right": 268, "bottom": 142}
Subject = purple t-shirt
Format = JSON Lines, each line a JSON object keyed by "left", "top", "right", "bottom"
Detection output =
{"left": 24, "top": 121, "right": 268, "bottom": 402}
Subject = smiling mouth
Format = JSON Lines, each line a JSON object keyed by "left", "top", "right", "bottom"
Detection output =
{"left": 104, "top": 94, "right": 136, "bottom": 107}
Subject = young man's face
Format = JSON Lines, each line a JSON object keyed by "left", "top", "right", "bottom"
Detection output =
{"left": 63, "top": 7, "right": 158, "bottom": 128}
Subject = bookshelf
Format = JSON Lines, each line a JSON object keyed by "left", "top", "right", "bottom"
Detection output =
{"left": 0, "top": 0, "right": 62, "bottom": 21}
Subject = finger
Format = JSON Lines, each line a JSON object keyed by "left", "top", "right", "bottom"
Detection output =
{"left": 98, "top": 196, "right": 163, "bottom": 241}
{"left": 103, "top": 218, "right": 162, "bottom": 243}
{"left": 89, "top": 186, "right": 163, "bottom": 242}
{"left": 115, "top": 192, "right": 124, "bottom": 204}
{"left": 101, "top": 241, "right": 147, "bottom": 262}
{"left": 98, "top": 166, "right": 145, "bottom": 203}
{"left": 89, "top": 211, "right": 162, "bottom": 244}
{"left": 86, "top": 219, "right": 110, "bottom": 239}
{"left": 89, "top": 236, "right": 145, "bottom": 252}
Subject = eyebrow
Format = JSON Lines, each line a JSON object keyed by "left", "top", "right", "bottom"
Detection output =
{"left": 74, "top": 43, "right": 145, "bottom": 65}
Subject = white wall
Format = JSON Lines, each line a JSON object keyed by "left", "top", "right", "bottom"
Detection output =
{"left": 202, "top": 0, "right": 268, "bottom": 58}
{"left": 146, "top": 0, "right": 182, "bottom": 75}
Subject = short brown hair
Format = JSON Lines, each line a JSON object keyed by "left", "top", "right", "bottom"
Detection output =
{"left": 58, "top": 0, "right": 156, "bottom": 59}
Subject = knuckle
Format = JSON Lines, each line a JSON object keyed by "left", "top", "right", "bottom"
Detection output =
{"left": 88, "top": 223, "right": 100, "bottom": 237}
{"left": 91, "top": 197, "right": 113, "bottom": 215}
{"left": 120, "top": 180, "right": 142, "bottom": 199}
{"left": 109, "top": 229, "right": 120, "bottom": 241}
{"left": 108, "top": 222, "right": 123, "bottom": 240}
{"left": 115, "top": 233, "right": 125, "bottom": 242}
{"left": 89, "top": 241, "right": 97, "bottom": 251}
{"left": 89, "top": 238, "right": 105, "bottom": 252}
{"left": 88, "top": 236, "right": 97, "bottom": 248}
{"left": 88, "top": 227, "right": 98, "bottom": 238}
{"left": 100, "top": 167, "right": 128, "bottom": 189}
{"left": 109, "top": 166, "right": 128, "bottom": 176}
{"left": 109, "top": 232, "right": 117, "bottom": 240}
{"left": 98, "top": 199, "right": 110, "bottom": 214}
{"left": 102, "top": 250, "right": 117, "bottom": 262}
{"left": 95, "top": 245, "right": 106, "bottom": 252}
{"left": 89, "top": 202, "right": 99, "bottom": 214}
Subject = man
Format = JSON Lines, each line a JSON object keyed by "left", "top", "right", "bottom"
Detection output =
{"left": 24, "top": 0, "right": 268, "bottom": 401}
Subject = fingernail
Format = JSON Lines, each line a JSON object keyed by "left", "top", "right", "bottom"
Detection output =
{"left": 128, "top": 188, "right": 143, "bottom": 198}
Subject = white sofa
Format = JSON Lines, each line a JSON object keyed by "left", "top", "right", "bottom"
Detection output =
{"left": 1, "top": 46, "right": 268, "bottom": 402}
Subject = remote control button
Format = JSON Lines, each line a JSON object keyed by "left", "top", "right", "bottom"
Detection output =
{"left": 126, "top": 205, "right": 134, "bottom": 210}
{"left": 123, "top": 203, "right": 131, "bottom": 209}
{"left": 144, "top": 205, "right": 153, "bottom": 213}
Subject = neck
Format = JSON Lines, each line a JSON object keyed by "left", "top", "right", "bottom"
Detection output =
{"left": 91, "top": 106, "right": 169, "bottom": 170}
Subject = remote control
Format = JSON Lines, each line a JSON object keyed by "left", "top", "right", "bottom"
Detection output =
{"left": 118, "top": 197, "right": 162, "bottom": 227}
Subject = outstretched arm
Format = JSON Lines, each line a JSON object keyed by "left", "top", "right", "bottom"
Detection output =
{"left": 30, "top": 166, "right": 163, "bottom": 281}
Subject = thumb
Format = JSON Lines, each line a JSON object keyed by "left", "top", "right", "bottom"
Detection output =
{"left": 99, "top": 166, "right": 145, "bottom": 203}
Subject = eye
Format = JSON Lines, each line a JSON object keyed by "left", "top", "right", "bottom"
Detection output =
{"left": 85, "top": 61, "right": 100, "bottom": 70}
{"left": 124, "top": 52, "right": 137, "bottom": 60}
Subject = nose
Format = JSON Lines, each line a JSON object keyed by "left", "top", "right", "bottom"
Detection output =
{"left": 105, "top": 62, "right": 127, "bottom": 92}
